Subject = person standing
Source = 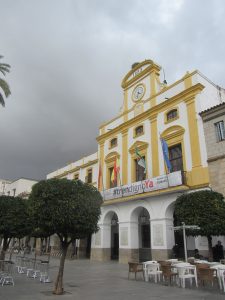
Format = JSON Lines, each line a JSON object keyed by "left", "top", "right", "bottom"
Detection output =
{"left": 214, "top": 241, "right": 224, "bottom": 261}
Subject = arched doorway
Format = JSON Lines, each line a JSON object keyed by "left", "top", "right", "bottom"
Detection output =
{"left": 173, "top": 212, "right": 184, "bottom": 259}
{"left": 138, "top": 207, "right": 151, "bottom": 261}
{"left": 111, "top": 213, "right": 119, "bottom": 260}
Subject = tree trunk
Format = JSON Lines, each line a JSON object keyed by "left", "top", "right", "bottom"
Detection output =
{"left": 207, "top": 236, "right": 213, "bottom": 261}
{"left": 0, "top": 236, "right": 11, "bottom": 260}
{"left": 53, "top": 242, "right": 68, "bottom": 295}
{"left": 47, "top": 236, "right": 51, "bottom": 253}
{"left": 9, "top": 247, "right": 14, "bottom": 260}
{"left": 40, "top": 238, "right": 44, "bottom": 255}
{"left": 33, "top": 237, "right": 37, "bottom": 250}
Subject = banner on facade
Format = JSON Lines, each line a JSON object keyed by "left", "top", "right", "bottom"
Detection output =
{"left": 102, "top": 171, "right": 183, "bottom": 201}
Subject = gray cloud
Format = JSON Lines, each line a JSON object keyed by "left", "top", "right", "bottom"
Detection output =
{"left": 0, "top": 0, "right": 225, "bottom": 180}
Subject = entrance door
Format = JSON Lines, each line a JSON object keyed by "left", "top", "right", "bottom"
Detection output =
{"left": 139, "top": 208, "right": 151, "bottom": 261}
{"left": 111, "top": 213, "right": 119, "bottom": 260}
{"left": 173, "top": 213, "right": 184, "bottom": 259}
{"left": 111, "top": 232, "right": 119, "bottom": 260}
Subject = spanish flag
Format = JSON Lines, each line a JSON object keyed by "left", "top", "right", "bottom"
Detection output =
{"left": 98, "top": 162, "right": 102, "bottom": 190}
{"left": 111, "top": 158, "right": 120, "bottom": 184}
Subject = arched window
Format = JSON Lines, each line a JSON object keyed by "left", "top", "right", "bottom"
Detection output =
{"left": 167, "top": 109, "right": 178, "bottom": 121}
{"left": 135, "top": 125, "right": 144, "bottom": 137}
{"left": 110, "top": 138, "right": 117, "bottom": 148}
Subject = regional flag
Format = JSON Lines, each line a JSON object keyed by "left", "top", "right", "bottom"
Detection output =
{"left": 160, "top": 138, "right": 172, "bottom": 173}
{"left": 135, "top": 148, "right": 146, "bottom": 173}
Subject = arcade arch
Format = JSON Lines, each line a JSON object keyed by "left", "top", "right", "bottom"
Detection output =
{"left": 103, "top": 210, "right": 119, "bottom": 260}
{"left": 130, "top": 206, "right": 151, "bottom": 261}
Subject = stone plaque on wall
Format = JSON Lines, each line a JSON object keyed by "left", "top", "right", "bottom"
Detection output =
{"left": 199, "top": 237, "right": 208, "bottom": 247}
{"left": 95, "top": 229, "right": 101, "bottom": 246}
{"left": 120, "top": 227, "right": 128, "bottom": 246}
{"left": 152, "top": 224, "right": 164, "bottom": 247}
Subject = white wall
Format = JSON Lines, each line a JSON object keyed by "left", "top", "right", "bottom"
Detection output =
{"left": 4, "top": 178, "right": 38, "bottom": 197}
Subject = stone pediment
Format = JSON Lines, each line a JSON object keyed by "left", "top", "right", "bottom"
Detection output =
{"left": 161, "top": 125, "right": 185, "bottom": 141}
{"left": 104, "top": 151, "right": 120, "bottom": 164}
{"left": 129, "top": 141, "right": 149, "bottom": 154}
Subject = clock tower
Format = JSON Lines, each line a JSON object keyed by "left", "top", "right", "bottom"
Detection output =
{"left": 121, "top": 60, "right": 162, "bottom": 120}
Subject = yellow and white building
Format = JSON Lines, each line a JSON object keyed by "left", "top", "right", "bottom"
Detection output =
{"left": 47, "top": 59, "right": 225, "bottom": 262}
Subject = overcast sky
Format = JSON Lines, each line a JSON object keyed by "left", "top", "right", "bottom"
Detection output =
{"left": 1, "top": 0, "right": 225, "bottom": 181}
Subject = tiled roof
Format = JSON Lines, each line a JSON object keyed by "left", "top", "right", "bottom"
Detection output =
{"left": 199, "top": 102, "right": 225, "bottom": 115}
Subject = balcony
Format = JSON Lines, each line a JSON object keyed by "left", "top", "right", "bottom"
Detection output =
{"left": 102, "top": 170, "right": 187, "bottom": 201}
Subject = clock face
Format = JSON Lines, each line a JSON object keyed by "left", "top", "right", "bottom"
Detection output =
{"left": 132, "top": 84, "right": 145, "bottom": 101}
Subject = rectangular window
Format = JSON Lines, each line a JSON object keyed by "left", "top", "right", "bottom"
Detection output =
{"left": 215, "top": 121, "right": 225, "bottom": 141}
{"left": 74, "top": 173, "right": 79, "bottom": 181}
{"left": 135, "top": 157, "right": 146, "bottom": 181}
{"left": 110, "top": 138, "right": 117, "bottom": 148}
{"left": 87, "top": 169, "right": 92, "bottom": 183}
{"left": 169, "top": 144, "right": 183, "bottom": 172}
{"left": 167, "top": 109, "right": 178, "bottom": 121}
{"left": 135, "top": 125, "right": 144, "bottom": 137}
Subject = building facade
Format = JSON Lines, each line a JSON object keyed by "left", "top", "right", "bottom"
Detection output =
{"left": 47, "top": 60, "right": 225, "bottom": 263}
{"left": 200, "top": 102, "right": 225, "bottom": 196}
{"left": 0, "top": 179, "right": 12, "bottom": 195}
{"left": 4, "top": 178, "right": 38, "bottom": 198}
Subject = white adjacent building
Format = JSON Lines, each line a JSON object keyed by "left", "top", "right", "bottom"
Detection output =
{"left": 0, "top": 179, "right": 12, "bottom": 195}
{"left": 3, "top": 178, "right": 38, "bottom": 198}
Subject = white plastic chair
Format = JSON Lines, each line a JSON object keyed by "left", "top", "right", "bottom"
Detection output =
{"left": 39, "top": 262, "right": 50, "bottom": 283}
{"left": 143, "top": 261, "right": 158, "bottom": 281}
{"left": 174, "top": 263, "right": 198, "bottom": 288}
{"left": 210, "top": 264, "right": 225, "bottom": 290}
{"left": 145, "top": 263, "right": 162, "bottom": 283}
{"left": 30, "top": 261, "right": 42, "bottom": 279}
{"left": 0, "top": 262, "right": 14, "bottom": 286}
{"left": 220, "top": 269, "right": 225, "bottom": 292}
{"left": 17, "top": 257, "right": 29, "bottom": 274}
{"left": 26, "top": 259, "right": 36, "bottom": 277}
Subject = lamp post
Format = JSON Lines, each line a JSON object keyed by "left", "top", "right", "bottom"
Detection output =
{"left": 173, "top": 222, "right": 200, "bottom": 262}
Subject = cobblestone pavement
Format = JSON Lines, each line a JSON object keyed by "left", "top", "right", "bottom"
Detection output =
{"left": 0, "top": 257, "right": 225, "bottom": 300}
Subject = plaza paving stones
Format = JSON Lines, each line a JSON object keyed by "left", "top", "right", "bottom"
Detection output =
{"left": 0, "top": 258, "right": 225, "bottom": 300}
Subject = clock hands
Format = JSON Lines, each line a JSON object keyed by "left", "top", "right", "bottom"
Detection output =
{"left": 136, "top": 88, "right": 143, "bottom": 98}
{"left": 133, "top": 85, "right": 145, "bottom": 101}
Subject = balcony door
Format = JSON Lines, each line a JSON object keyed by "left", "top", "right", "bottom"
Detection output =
{"left": 135, "top": 157, "right": 146, "bottom": 182}
{"left": 169, "top": 144, "right": 183, "bottom": 172}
